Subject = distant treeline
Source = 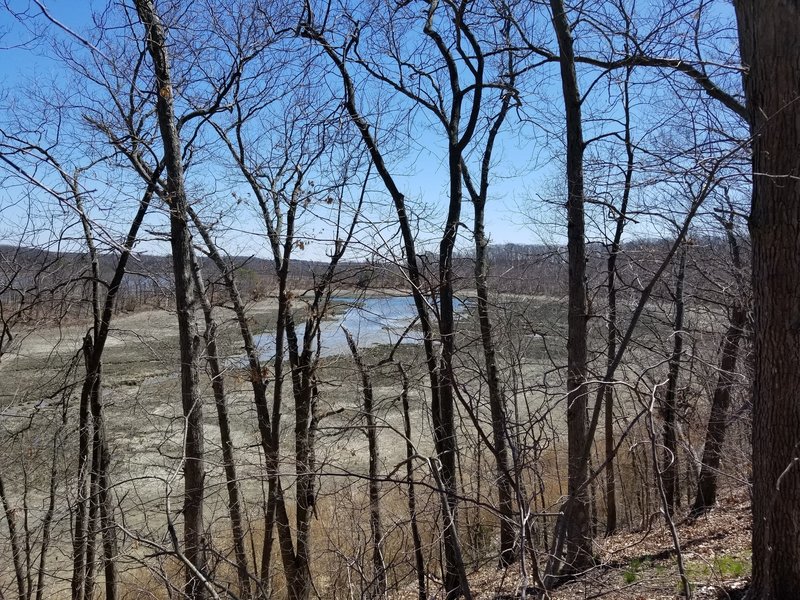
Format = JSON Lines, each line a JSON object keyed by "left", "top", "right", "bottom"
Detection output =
{"left": 0, "top": 236, "right": 743, "bottom": 321}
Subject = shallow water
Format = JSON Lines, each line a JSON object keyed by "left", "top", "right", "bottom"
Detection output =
{"left": 253, "top": 295, "right": 426, "bottom": 358}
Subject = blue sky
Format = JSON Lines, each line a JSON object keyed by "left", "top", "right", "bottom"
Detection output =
{"left": 0, "top": 1, "right": 747, "bottom": 261}
{"left": 0, "top": 2, "right": 549, "bottom": 260}
{"left": 0, "top": 2, "right": 83, "bottom": 80}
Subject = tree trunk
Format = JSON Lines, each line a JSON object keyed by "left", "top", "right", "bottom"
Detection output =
{"left": 187, "top": 204, "right": 278, "bottom": 597}
{"left": 188, "top": 196, "right": 295, "bottom": 600}
{"left": 461, "top": 65, "right": 518, "bottom": 565}
{"left": 305, "top": 24, "right": 470, "bottom": 598}
{"left": 548, "top": 0, "right": 592, "bottom": 576}
{"left": 662, "top": 245, "right": 687, "bottom": 516}
{"left": 191, "top": 254, "right": 252, "bottom": 599}
{"left": 71, "top": 342, "right": 92, "bottom": 600}
{"left": 66, "top": 167, "right": 153, "bottom": 600}
{"left": 83, "top": 359, "right": 118, "bottom": 600}
{"left": 692, "top": 306, "right": 746, "bottom": 514}
{"left": 84, "top": 404, "right": 99, "bottom": 600}
{"left": 474, "top": 259, "right": 515, "bottom": 567}
{"left": 0, "top": 473, "right": 26, "bottom": 600}
{"left": 604, "top": 65, "right": 635, "bottom": 537}
{"left": 344, "top": 330, "right": 386, "bottom": 598}
{"left": 435, "top": 143, "right": 465, "bottom": 600}
{"left": 133, "top": 2, "right": 205, "bottom": 597}
{"left": 399, "top": 365, "right": 427, "bottom": 600}
{"left": 69, "top": 174, "right": 121, "bottom": 600}
{"left": 734, "top": 3, "right": 800, "bottom": 596}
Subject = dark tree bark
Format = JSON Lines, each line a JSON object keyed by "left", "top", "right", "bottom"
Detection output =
{"left": 301, "top": 15, "right": 472, "bottom": 599}
{"left": 399, "top": 365, "right": 427, "bottom": 600}
{"left": 734, "top": 3, "right": 800, "bottom": 597}
{"left": 190, "top": 149, "right": 302, "bottom": 600}
{"left": 62, "top": 167, "right": 155, "bottom": 600}
{"left": 547, "top": 0, "right": 592, "bottom": 577}
{"left": 186, "top": 202, "right": 282, "bottom": 599}
{"left": 344, "top": 330, "right": 386, "bottom": 598}
{"left": 603, "top": 255, "right": 619, "bottom": 537}
{"left": 0, "top": 473, "right": 26, "bottom": 600}
{"left": 419, "top": 7, "right": 484, "bottom": 594}
{"left": 692, "top": 213, "right": 748, "bottom": 515}
{"left": 191, "top": 137, "right": 363, "bottom": 600}
{"left": 186, "top": 192, "right": 280, "bottom": 597}
{"left": 471, "top": 180, "right": 516, "bottom": 568}
{"left": 459, "top": 34, "right": 518, "bottom": 564}
{"left": 662, "top": 244, "right": 687, "bottom": 516}
{"left": 75, "top": 178, "right": 102, "bottom": 600}
{"left": 190, "top": 252, "right": 252, "bottom": 600}
{"left": 71, "top": 343, "right": 92, "bottom": 600}
{"left": 692, "top": 306, "right": 746, "bottom": 513}
{"left": 604, "top": 65, "right": 635, "bottom": 537}
{"left": 133, "top": 2, "right": 206, "bottom": 597}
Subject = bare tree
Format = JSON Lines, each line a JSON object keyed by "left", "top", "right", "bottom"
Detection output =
{"left": 344, "top": 329, "right": 386, "bottom": 598}
{"left": 189, "top": 250, "right": 252, "bottom": 599}
{"left": 457, "top": 9, "right": 521, "bottom": 567}
{"left": 545, "top": 0, "right": 592, "bottom": 577}
{"left": 301, "top": 0, "right": 535, "bottom": 590}
{"left": 398, "top": 363, "right": 428, "bottom": 600}
{"left": 661, "top": 242, "right": 687, "bottom": 516}
{"left": 202, "top": 52, "right": 371, "bottom": 595}
{"left": 299, "top": 7, "right": 472, "bottom": 595}
{"left": 133, "top": 2, "right": 207, "bottom": 596}
{"left": 692, "top": 208, "right": 749, "bottom": 514}
{"left": 0, "top": 2, "right": 784, "bottom": 598}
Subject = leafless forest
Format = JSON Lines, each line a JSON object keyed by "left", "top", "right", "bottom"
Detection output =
{"left": 0, "top": 1, "right": 797, "bottom": 599}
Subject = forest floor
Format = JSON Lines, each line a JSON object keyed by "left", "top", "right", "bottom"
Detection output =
{"left": 459, "top": 491, "right": 751, "bottom": 600}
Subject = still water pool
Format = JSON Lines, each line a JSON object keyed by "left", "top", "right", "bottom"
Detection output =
{"left": 254, "top": 295, "right": 425, "bottom": 358}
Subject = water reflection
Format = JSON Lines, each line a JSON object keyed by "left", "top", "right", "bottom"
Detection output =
{"left": 254, "top": 296, "right": 424, "bottom": 358}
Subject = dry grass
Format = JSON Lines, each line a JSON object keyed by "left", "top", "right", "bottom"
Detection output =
{"left": 0, "top": 294, "right": 752, "bottom": 600}
{"left": 390, "top": 491, "right": 751, "bottom": 600}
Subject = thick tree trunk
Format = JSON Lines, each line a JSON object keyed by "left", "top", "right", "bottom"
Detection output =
{"left": 260, "top": 284, "right": 288, "bottom": 598}
{"left": 435, "top": 143, "right": 465, "bottom": 600}
{"left": 76, "top": 182, "right": 102, "bottom": 600}
{"left": 85, "top": 363, "right": 118, "bottom": 600}
{"left": 134, "top": 2, "right": 205, "bottom": 597}
{"left": 284, "top": 322, "right": 316, "bottom": 600}
{"left": 84, "top": 390, "right": 100, "bottom": 600}
{"left": 548, "top": 0, "right": 592, "bottom": 576}
{"left": 734, "top": 3, "right": 800, "bottom": 596}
